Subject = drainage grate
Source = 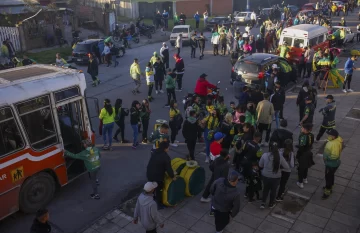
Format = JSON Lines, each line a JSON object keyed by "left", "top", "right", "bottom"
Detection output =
{"left": 346, "top": 108, "right": 360, "bottom": 121}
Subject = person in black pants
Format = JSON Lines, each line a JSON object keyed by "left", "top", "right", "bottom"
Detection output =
{"left": 198, "top": 32, "right": 207, "bottom": 60}
{"left": 296, "top": 123, "right": 314, "bottom": 189}
{"left": 160, "top": 43, "right": 169, "bottom": 69}
{"left": 113, "top": 99, "right": 129, "bottom": 143}
{"left": 316, "top": 95, "right": 336, "bottom": 141}
{"left": 296, "top": 81, "right": 310, "bottom": 122}
{"left": 182, "top": 110, "right": 198, "bottom": 160}
{"left": 276, "top": 139, "right": 295, "bottom": 201}
{"left": 173, "top": 54, "right": 185, "bottom": 91}
{"left": 190, "top": 32, "right": 198, "bottom": 58}
{"left": 146, "top": 141, "right": 175, "bottom": 209}
{"left": 140, "top": 99, "right": 151, "bottom": 144}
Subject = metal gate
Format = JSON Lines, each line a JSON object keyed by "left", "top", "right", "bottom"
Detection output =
{"left": 0, "top": 27, "right": 21, "bottom": 52}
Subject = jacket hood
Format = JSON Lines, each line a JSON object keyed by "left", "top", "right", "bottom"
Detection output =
{"left": 138, "top": 192, "right": 154, "bottom": 206}
{"left": 187, "top": 117, "right": 197, "bottom": 124}
{"left": 330, "top": 136, "right": 343, "bottom": 144}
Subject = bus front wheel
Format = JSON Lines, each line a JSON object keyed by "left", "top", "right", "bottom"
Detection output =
{"left": 19, "top": 172, "right": 56, "bottom": 213}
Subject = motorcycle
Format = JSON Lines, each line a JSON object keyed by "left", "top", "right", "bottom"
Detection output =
{"left": 207, "top": 81, "right": 221, "bottom": 104}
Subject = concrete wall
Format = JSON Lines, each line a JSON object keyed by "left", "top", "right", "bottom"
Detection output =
{"left": 175, "top": 0, "right": 232, "bottom": 17}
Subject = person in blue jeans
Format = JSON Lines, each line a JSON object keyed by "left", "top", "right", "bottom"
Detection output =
{"left": 130, "top": 100, "right": 141, "bottom": 149}
{"left": 201, "top": 109, "right": 220, "bottom": 163}
{"left": 194, "top": 11, "right": 200, "bottom": 29}
{"left": 343, "top": 55, "right": 357, "bottom": 93}
{"left": 99, "top": 99, "right": 115, "bottom": 150}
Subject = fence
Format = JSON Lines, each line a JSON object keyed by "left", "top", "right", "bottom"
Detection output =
{"left": 0, "top": 27, "right": 21, "bottom": 52}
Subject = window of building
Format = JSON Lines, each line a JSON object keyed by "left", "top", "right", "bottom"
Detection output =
{"left": 0, "top": 107, "right": 24, "bottom": 157}
{"left": 16, "top": 95, "right": 58, "bottom": 150}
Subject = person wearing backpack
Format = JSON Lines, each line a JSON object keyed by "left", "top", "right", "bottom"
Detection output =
{"left": 182, "top": 110, "right": 198, "bottom": 160}
{"left": 113, "top": 99, "right": 129, "bottom": 143}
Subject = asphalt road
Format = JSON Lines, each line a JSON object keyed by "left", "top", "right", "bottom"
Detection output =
{"left": 0, "top": 12, "right": 357, "bottom": 233}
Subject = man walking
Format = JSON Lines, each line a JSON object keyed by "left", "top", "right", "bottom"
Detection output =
{"left": 210, "top": 171, "right": 241, "bottom": 233}
{"left": 87, "top": 53, "right": 100, "bottom": 87}
{"left": 133, "top": 182, "right": 164, "bottom": 232}
{"left": 219, "top": 30, "right": 227, "bottom": 56}
{"left": 173, "top": 54, "right": 185, "bottom": 91}
{"left": 198, "top": 32, "right": 207, "bottom": 60}
{"left": 182, "top": 110, "right": 198, "bottom": 160}
{"left": 160, "top": 42, "right": 169, "bottom": 69}
{"left": 30, "top": 209, "right": 51, "bottom": 233}
{"left": 322, "top": 129, "right": 343, "bottom": 199}
{"left": 190, "top": 32, "right": 198, "bottom": 58}
{"left": 299, "top": 97, "right": 315, "bottom": 126}
{"left": 194, "top": 11, "right": 200, "bottom": 29}
{"left": 130, "top": 58, "right": 142, "bottom": 95}
{"left": 270, "top": 81, "right": 285, "bottom": 128}
{"left": 343, "top": 55, "right": 357, "bottom": 93}
{"left": 256, "top": 93, "right": 275, "bottom": 146}
{"left": 316, "top": 95, "right": 336, "bottom": 141}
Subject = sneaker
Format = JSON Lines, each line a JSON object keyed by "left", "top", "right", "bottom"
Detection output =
{"left": 164, "top": 104, "right": 170, "bottom": 107}
{"left": 174, "top": 140, "right": 180, "bottom": 143}
{"left": 132, "top": 145, "right": 137, "bottom": 149}
{"left": 269, "top": 203, "right": 276, "bottom": 209}
{"left": 275, "top": 197, "right": 283, "bottom": 202}
{"left": 321, "top": 193, "right": 330, "bottom": 200}
{"left": 342, "top": 89, "right": 347, "bottom": 93}
{"left": 200, "top": 197, "right": 211, "bottom": 203}
{"left": 90, "top": 194, "right": 100, "bottom": 200}
{"left": 159, "top": 90, "right": 164, "bottom": 93}
{"left": 303, "top": 178, "right": 308, "bottom": 184}
{"left": 113, "top": 136, "right": 119, "bottom": 142}
{"left": 121, "top": 139, "right": 129, "bottom": 143}
{"left": 205, "top": 157, "right": 209, "bottom": 163}
{"left": 141, "top": 140, "right": 148, "bottom": 144}
{"left": 348, "top": 89, "right": 354, "bottom": 92}
{"left": 102, "top": 145, "right": 109, "bottom": 150}
{"left": 156, "top": 90, "right": 159, "bottom": 94}
{"left": 260, "top": 203, "right": 265, "bottom": 209}
{"left": 297, "top": 182, "right": 304, "bottom": 189}
{"left": 209, "top": 211, "right": 214, "bottom": 217}
{"left": 170, "top": 143, "right": 178, "bottom": 147}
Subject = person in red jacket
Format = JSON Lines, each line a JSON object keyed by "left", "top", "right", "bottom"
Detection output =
{"left": 194, "top": 73, "right": 216, "bottom": 103}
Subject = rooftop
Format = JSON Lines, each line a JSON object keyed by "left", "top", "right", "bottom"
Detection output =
{"left": 0, "top": 0, "right": 39, "bottom": 6}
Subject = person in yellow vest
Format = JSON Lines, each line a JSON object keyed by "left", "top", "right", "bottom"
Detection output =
{"left": 130, "top": 58, "right": 142, "bottom": 94}
{"left": 331, "top": 3, "right": 338, "bottom": 17}
{"left": 317, "top": 53, "right": 331, "bottom": 90}
{"left": 55, "top": 53, "right": 67, "bottom": 66}
{"left": 99, "top": 99, "right": 116, "bottom": 150}
{"left": 339, "top": 28, "right": 346, "bottom": 48}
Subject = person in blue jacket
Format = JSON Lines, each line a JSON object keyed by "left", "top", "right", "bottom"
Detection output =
{"left": 343, "top": 55, "right": 357, "bottom": 93}
{"left": 162, "top": 10, "right": 169, "bottom": 29}
{"left": 194, "top": 11, "right": 200, "bottom": 29}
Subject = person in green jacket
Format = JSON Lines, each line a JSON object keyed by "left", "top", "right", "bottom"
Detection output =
{"left": 165, "top": 70, "right": 176, "bottom": 107}
{"left": 65, "top": 139, "right": 101, "bottom": 200}
{"left": 0, "top": 41, "right": 9, "bottom": 60}
{"left": 322, "top": 129, "right": 343, "bottom": 199}
{"left": 245, "top": 102, "right": 256, "bottom": 126}
{"left": 149, "top": 123, "right": 170, "bottom": 149}
{"left": 216, "top": 96, "right": 228, "bottom": 122}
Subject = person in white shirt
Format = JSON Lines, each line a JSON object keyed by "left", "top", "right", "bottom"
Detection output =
{"left": 203, "top": 10, "right": 209, "bottom": 27}
{"left": 251, "top": 11, "right": 257, "bottom": 27}
{"left": 102, "top": 43, "right": 111, "bottom": 67}
{"left": 175, "top": 34, "right": 182, "bottom": 56}
{"left": 211, "top": 32, "right": 220, "bottom": 56}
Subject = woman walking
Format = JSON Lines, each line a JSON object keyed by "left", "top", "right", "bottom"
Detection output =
{"left": 113, "top": 99, "right": 129, "bottom": 143}
{"left": 140, "top": 99, "right": 151, "bottom": 144}
{"left": 145, "top": 62, "right": 155, "bottom": 101}
{"left": 259, "top": 142, "right": 290, "bottom": 209}
{"left": 169, "top": 99, "right": 181, "bottom": 147}
{"left": 276, "top": 139, "right": 295, "bottom": 201}
{"left": 99, "top": 99, "right": 115, "bottom": 150}
{"left": 130, "top": 100, "right": 141, "bottom": 149}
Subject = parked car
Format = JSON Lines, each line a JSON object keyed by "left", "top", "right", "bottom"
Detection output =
{"left": 205, "top": 17, "right": 232, "bottom": 31}
{"left": 72, "top": 39, "right": 124, "bottom": 65}
{"left": 170, "top": 25, "right": 194, "bottom": 46}
{"left": 234, "top": 12, "right": 252, "bottom": 25}
{"left": 296, "top": 10, "right": 319, "bottom": 19}
{"left": 332, "top": 26, "right": 355, "bottom": 43}
{"left": 287, "top": 5, "right": 300, "bottom": 15}
{"left": 230, "top": 53, "right": 296, "bottom": 89}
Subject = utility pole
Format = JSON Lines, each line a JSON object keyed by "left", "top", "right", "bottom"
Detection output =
{"left": 246, "top": 0, "right": 250, "bottom": 11}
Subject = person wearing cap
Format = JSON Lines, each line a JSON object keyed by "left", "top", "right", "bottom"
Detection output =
{"left": 299, "top": 97, "right": 315, "bottom": 126}
{"left": 266, "top": 64, "right": 279, "bottom": 94}
{"left": 269, "top": 119, "right": 293, "bottom": 148}
{"left": 316, "top": 95, "right": 336, "bottom": 141}
{"left": 343, "top": 55, "right": 357, "bottom": 93}
{"left": 160, "top": 43, "right": 169, "bottom": 69}
{"left": 201, "top": 149, "right": 231, "bottom": 205}
{"left": 65, "top": 139, "right": 101, "bottom": 200}
{"left": 259, "top": 141, "right": 290, "bottom": 208}
{"left": 30, "top": 209, "right": 51, "bottom": 233}
{"left": 256, "top": 93, "right": 275, "bottom": 146}
{"left": 146, "top": 141, "right": 175, "bottom": 209}
{"left": 172, "top": 54, "right": 185, "bottom": 91}
{"left": 270, "top": 81, "right": 285, "bottom": 128}
{"left": 150, "top": 51, "right": 162, "bottom": 65}
{"left": 210, "top": 171, "right": 241, "bottom": 232}
{"left": 296, "top": 123, "right": 314, "bottom": 189}
{"left": 210, "top": 132, "right": 226, "bottom": 161}
{"left": 322, "top": 129, "right": 343, "bottom": 199}
{"left": 133, "top": 182, "right": 164, "bottom": 231}
{"left": 194, "top": 73, "right": 216, "bottom": 100}
{"left": 198, "top": 32, "right": 207, "bottom": 60}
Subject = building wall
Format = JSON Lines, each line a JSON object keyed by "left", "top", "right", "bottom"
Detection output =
{"left": 212, "top": 0, "right": 232, "bottom": 16}
{"left": 175, "top": 0, "right": 232, "bottom": 17}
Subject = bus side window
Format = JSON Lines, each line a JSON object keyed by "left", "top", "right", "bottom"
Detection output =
{"left": 16, "top": 95, "right": 58, "bottom": 150}
{"left": 309, "top": 37, "right": 318, "bottom": 47}
{"left": 0, "top": 107, "right": 24, "bottom": 157}
{"left": 318, "top": 34, "right": 325, "bottom": 43}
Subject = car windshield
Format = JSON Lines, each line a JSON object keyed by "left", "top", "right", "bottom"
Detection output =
{"left": 172, "top": 28, "right": 188, "bottom": 33}
{"left": 234, "top": 61, "right": 259, "bottom": 73}
{"left": 73, "top": 44, "right": 91, "bottom": 53}
{"left": 237, "top": 13, "right": 248, "bottom": 17}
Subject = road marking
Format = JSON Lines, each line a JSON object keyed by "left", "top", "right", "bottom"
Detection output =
{"left": 287, "top": 191, "right": 311, "bottom": 200}
{"left": 271, "top": 213, "right": 295, "bottom": 224}
{"left": 345, "top": 117, "right": 360, "bottom": 121}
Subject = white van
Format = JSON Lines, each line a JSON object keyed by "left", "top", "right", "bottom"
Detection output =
{"left": 279, "top": 24, "right": 329, "bottom": 49}
{"left": 170, "top": 25, "right": 194, "bottom": 46}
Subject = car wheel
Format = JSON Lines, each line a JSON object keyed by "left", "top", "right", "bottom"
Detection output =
{"left": 19, "top": 172, "right": 56, "bottom": 213}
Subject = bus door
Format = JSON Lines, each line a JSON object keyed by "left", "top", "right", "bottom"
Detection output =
{"left": 54, "top": 87, "right": 87, "bottom": 180}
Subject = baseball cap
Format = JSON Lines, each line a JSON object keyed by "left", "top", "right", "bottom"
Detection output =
{"left": 144, "top": 182, "right": 158, "bottom": 192}
{"left": 325, "top": 95, "right": 334, "bottom": 100}
{"left": 214, "top": 132, "right": 226, "bottom": 141}
{"left": 200, "top": 73, "right": 208, "bottom": 78}
{"left": 228, "top": 170, "right": 240, "bottom": 182}
{"left": 327, "top": 129, "right": 339, "bottom": 137}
